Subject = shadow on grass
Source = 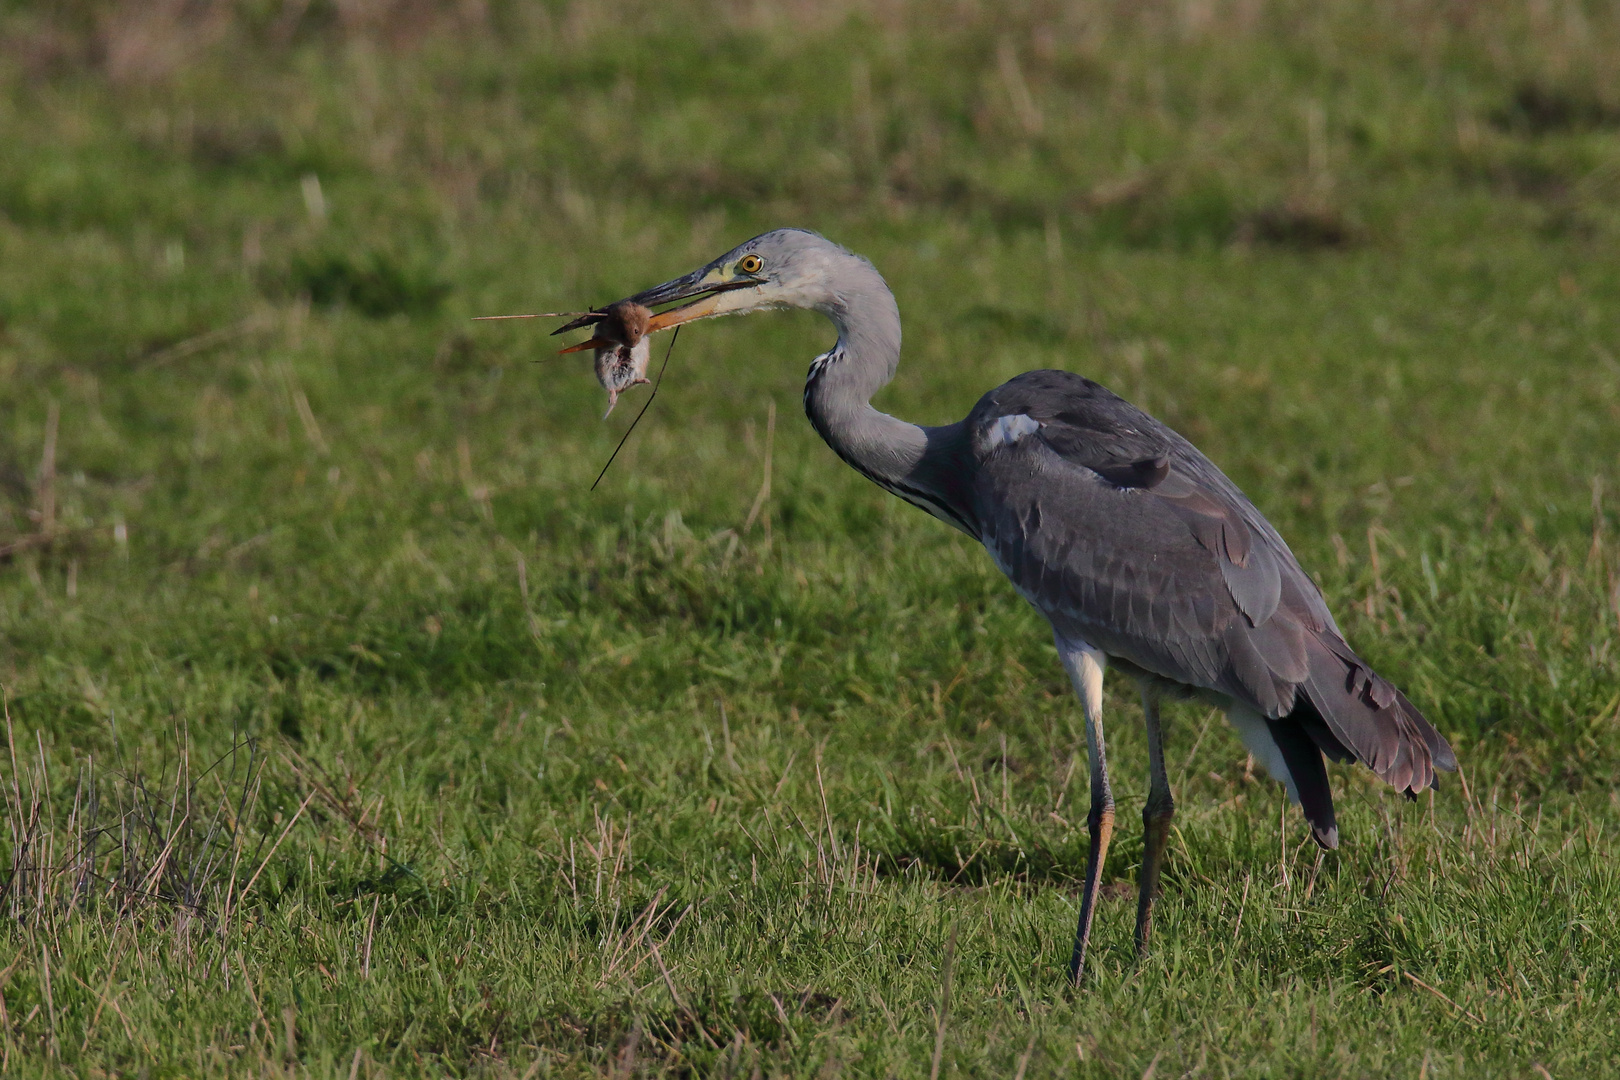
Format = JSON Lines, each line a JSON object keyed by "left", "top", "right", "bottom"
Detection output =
{"left": 1489, "top": 82, "right": 1620, "bottom": 136}
{"left": 868, "top": 805, "right": 1104, "bottom": 889}
{"left": 466, "top": 987, "right": 843, "bottom": 1067}
{"left": 278, "top": 249, "right": 451, "bottom": 318}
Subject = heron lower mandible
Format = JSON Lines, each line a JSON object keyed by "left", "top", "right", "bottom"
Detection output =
{"left": 562, "top": 229, "right": 1456, "bottom": 984}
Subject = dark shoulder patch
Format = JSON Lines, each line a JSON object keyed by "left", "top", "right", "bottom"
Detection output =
{"left": 1090, "top": 455, "right": 1171, "bottom": 490}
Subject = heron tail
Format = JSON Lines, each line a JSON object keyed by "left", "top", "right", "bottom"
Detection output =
{"left": 1228, "top": 632, "right": 1454, "bottom": 851}
{"left": 1291, "top": 631, "right": 1456, "bottom": 803}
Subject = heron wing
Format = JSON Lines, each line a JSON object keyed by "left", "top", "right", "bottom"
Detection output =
{"left": 969, "top": 370, "right": 1314, "bottom": 713}
{"left": 965, "top": 369, "right": 1452, "bottom": 797}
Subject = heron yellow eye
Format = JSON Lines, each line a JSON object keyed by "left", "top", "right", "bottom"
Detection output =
{"left": 737, "top": 254, "right": 763, "bottom": 275}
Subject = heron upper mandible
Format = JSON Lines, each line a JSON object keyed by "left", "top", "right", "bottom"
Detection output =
{"left": 561, "top": 229, "right": 1456, "bottom": 984}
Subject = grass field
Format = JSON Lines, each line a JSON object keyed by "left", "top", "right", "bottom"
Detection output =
{"left": 3, "top": 1, "right": 1620, "bottom": 1075}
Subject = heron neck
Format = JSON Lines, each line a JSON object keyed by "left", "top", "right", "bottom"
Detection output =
{"left": 802, "top": 281, "right": 977, "bottom": 536}
{"left": 803, "top": 282, "right": 926, "bottom": 488}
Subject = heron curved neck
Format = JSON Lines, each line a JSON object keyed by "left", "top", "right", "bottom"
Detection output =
{"left": 802, "top": 280, "right": 927, "bottom": 489}
{"left": 800, "top": 274, "right": 977, "bottom": 536}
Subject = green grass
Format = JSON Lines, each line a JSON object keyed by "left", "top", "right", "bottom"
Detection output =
{"left": 3, "top": 1, "right": 1620, "bottom": 1075}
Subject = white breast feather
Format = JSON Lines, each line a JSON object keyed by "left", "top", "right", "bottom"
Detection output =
{"left": 985, "top": 412, "right": 1041, "bottom": 450}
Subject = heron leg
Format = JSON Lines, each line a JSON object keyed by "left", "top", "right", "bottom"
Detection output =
{"left": 1058, "top": 638, "right": 1112, "bottom": 986}
{"left": 1134, "top": 683, "right": 1175, "bottom": 957}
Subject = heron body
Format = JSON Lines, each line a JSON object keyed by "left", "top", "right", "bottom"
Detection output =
{"left": 570, "top": 229, "right": 1456, "bottom": 982}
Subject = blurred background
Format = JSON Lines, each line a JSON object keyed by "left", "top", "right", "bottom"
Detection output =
{"left": 2, "top": 1, "right": 1620, "bottom": 1074}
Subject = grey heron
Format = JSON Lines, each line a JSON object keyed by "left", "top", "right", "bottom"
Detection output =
{"left": 558, "top": 229, "right": 1456, "bottom": 983}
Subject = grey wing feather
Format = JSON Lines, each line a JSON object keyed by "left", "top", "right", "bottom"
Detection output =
{"left": 1154, "top": 468, "right": 1284, "bottom": 628}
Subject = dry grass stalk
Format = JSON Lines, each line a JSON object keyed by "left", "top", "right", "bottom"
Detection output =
{"left": 929, "top": 916, "right": 958, "bottom": 1080}
{"left": 0, "top": 706, "right": 276, "bottom": 948}
{"left": 0, "top": 404, "right": 67, "bottom": 560}
{"left": 742, "top": 400, "right": 776, "bottom": 541}
{"left": 38, "top": 401, "right": 56, "bottom": 536}
{"left": 292, "top": 386, "right": 330, "bottom": 456}
{"left": 142, "top": 314, "right": 273, "bottom": 369}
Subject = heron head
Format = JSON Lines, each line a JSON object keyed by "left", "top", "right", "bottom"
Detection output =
{"left": 555, "top": 229, "right": 879, "bottom": 339}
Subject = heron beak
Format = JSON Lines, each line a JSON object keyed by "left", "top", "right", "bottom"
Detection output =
{"left": 551, "top": 267, "right": 764, "bottom": 337}
{"left": 643, "top": 291, "right": 734, "bottom": 333}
